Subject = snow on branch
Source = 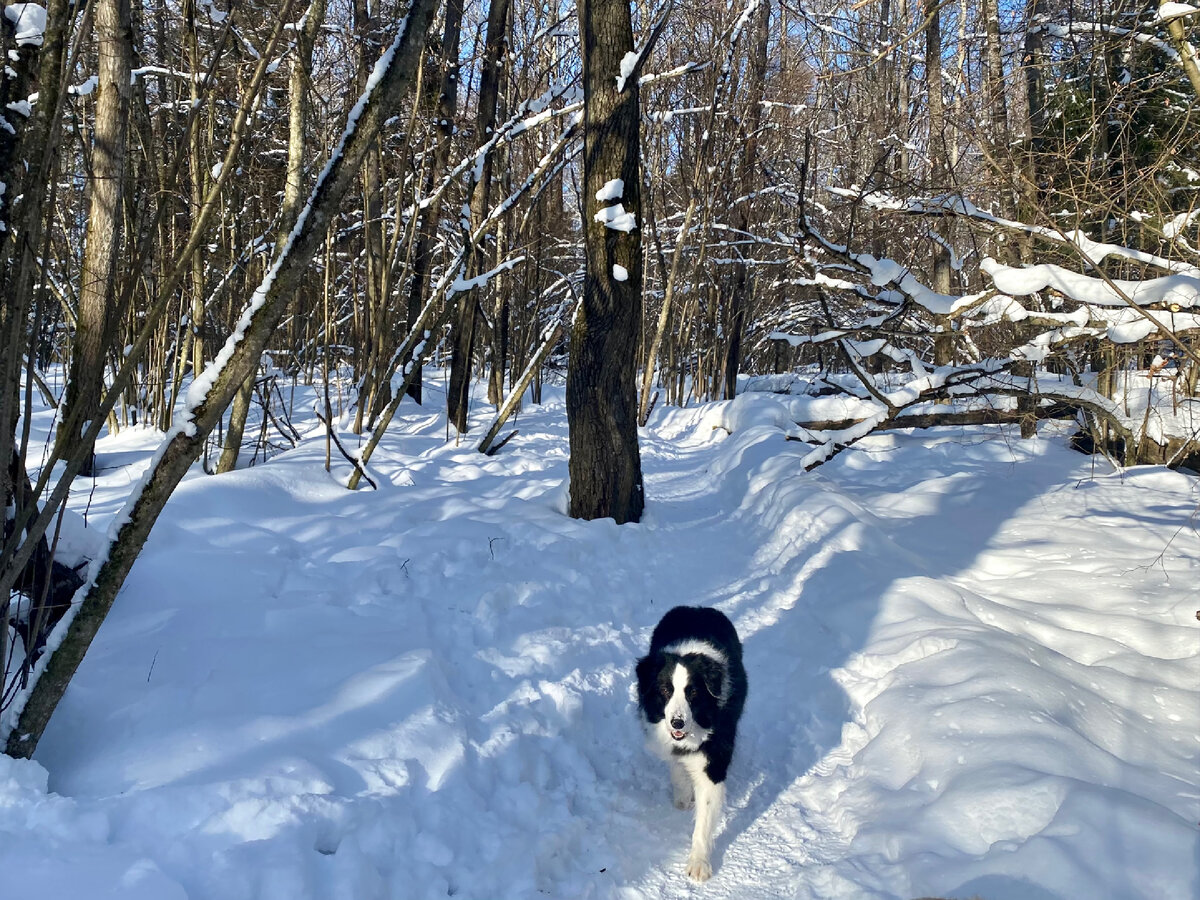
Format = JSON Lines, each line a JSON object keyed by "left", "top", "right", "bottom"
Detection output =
{"left": 4, "top": 3, "right": 47, "bottom": 47}
{"left": 1157, "top": 2, "right": 1200, "bottom": 22}
{"left": 798, "top": 216, "right": 989, "bottom": 316}
{"left": 830, "top": 187, "right": 1200, "bottom": 276}
{"left": 981, "top": 258, "right": 1200, "bottom": 312}
{"left": 1033, "top": 21, "right": 1180, "bottom": 62}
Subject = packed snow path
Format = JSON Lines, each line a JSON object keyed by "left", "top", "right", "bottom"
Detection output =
{"left": 4, "top": 387, "right": 1198, "bottom": 900}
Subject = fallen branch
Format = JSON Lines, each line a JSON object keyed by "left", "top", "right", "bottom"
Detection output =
{"left": 315, "top": 410, "right": 377, "bottom": 489}
{"left": 478, "top": 300, "right": 576, "bottom": 455}
{"left": 484, "top": 430, "right": 518, "bottom": 457}
{"left": 782, "top": 402, "right": 1077, "bottom": 437}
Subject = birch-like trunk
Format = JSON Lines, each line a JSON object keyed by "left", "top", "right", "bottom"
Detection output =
{"left": 60, "top": 0, "right": 132, "bottom": 472}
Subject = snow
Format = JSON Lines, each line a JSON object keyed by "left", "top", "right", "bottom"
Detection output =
{"left": 612, "top": 264, "right": 629, "bottom": 282}
{"left": 595, "top": 178, "right": 624, "bottom": 202}
{"left": 448, "top": 254, "right": 525, "bottom": 296}
{"left": 594, "top": 203, "right": 637, "bottom": 232}
{"left": 982, "top": 257, "right": 1200, "bottom": 309}
{"left": 1157, "top": 2, "right": 1199, "bottom": 21}
{"left": 70, "top": 75, "right": 99, "bottom": 96}
{"left": 1162, "top": 208, "right": 1200, "bottom": 240}
{"left": 198, "top": 0, "right": 227, "bottom": 24}
{"left": 3, "top": 378, "right": 1198, "bottom": 900}
{"left": 616, "top": 51, "right": 639, "bottom": 92}
{"left": 5, "top": 3, "right": 47, "bottom": 48}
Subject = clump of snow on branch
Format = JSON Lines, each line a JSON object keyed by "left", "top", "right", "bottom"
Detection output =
{"left": 4, "top": 3, "right": 47, "bottom": 47}
{"left": 595, "top": 178, "right": 623, "bottom": 202}
{"left": 615, "top": 51, "right": 639, "bottom": 92}
{"left": 593, "top": 203, "right": 636, "bottom": 232}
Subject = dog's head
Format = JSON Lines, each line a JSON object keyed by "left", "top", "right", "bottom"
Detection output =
{"left": 637, "top": 651, "right": 726, "bottom": 749}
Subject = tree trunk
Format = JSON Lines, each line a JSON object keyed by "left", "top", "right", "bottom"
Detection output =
{"left": 0, "top": 0, "right": 71, "bottom": 512}
{"left": 185, "top": 5, "right": 206, "bottom": 403}
{"left": 447, "top": 0, "right": 513, "bottom": 434}
{"left": 218, "top": 0, "right": 326, "bottom": 473}
{"left": 567, "top": 0, "right": 644, "bottom": 524}
{"left": 351, "top": 0, "right": 389, "bottom": 432}
{"left": 60, "top": 0, "right": 133, "bottom": 473}
{"left": 723, "top": 0, "right": 770, "bottom": 400}
{"left": 1161, "top": 0, "right": 1200, "bottom": 99}
{"left": 925, "top": 0, "right": 953, "bottom": 365}
{"left": 403, "top": 0, "right": 465, "bottom": 408}
{"left": 1019, "top": 0, "right": 1047, "bottom": 261}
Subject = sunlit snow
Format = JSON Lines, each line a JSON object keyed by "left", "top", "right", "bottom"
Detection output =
{"left": 2, "top": 371, "right": 1196, "bottom": 900}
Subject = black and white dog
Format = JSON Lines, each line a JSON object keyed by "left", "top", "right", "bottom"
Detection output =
{"left": 636, "top": 606, "right": 748, "bottom": 881}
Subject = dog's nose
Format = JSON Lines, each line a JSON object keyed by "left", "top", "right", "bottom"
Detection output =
{"left": 670, "top": 716, "right": 685, "bottom": 730}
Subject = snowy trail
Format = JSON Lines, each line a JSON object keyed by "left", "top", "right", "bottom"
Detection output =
{"left": 4, "top": 387, "right": 1198, "bottom": 900}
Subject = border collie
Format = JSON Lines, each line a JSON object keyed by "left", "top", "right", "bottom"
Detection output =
{"left": 636, "top": 606, "right": 748, "bottom": 881}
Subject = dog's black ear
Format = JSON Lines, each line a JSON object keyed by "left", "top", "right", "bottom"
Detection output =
{"left": 635, "top": 654, "right": 656, "bottom": 703}
{"left": 695, "top": 658, "right": 725, "bottom": 701}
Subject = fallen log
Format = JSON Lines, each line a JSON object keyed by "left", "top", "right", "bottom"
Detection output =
{"left": 780, "top": 402, "right": 1077, "bottom": 438}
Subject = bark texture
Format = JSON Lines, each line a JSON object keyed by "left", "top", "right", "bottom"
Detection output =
{"left": 446, "top": 0, "right": 512, "bottom": 434}
{"left": 60, "top": 0, "right": 132, "bottom": 471}
{"left": 567, "top": 0, "right": 644, "bottom": 524}
{"left": 403, "top": 0, "right": 464, "bottom": 406}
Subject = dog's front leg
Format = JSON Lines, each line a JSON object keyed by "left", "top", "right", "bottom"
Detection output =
{"left": 685, "top": 772, "right": 724, "bottom": 881}
{"left": 670, "top": 761, "right": 694, "bottom": 810}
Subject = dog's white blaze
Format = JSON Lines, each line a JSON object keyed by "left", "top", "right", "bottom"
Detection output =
{"left": 667, "top": 663, "right": 691, "bottom": 727}
{"left": 663, "top": 641, "right": 732, "bottom": 705}
{"left": 662, "top": 638, "right": 727, "bottom": 667}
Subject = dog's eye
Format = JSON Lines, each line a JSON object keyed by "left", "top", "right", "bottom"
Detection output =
{"left": 660, "top": 685, "right": 672, "bottom": 698}
{"left": 685, "top": 685, "right": 697, "bottom": 698}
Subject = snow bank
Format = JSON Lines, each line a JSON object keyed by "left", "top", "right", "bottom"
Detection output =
{"left": 0, "top": 755, "right": 187, "bottom": 898}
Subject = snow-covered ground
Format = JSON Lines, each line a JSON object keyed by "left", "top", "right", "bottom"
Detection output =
{"left": 3, "top": 379, "right": 1198, "bottom": 900}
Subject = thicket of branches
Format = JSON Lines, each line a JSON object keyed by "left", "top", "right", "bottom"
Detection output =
{"left": 3, "top": 0, "right": 1199, "bottom": 753}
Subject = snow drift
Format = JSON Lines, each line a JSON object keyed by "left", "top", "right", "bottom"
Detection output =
{"left": 2, "top": 384, "right": 1196, "bottom": 900}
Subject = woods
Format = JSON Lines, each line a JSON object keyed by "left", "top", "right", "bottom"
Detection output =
{"left": 3, "top": 0, "right": 1200, "bottom": 758}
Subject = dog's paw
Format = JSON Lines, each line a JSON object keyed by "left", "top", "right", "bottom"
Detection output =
{"left": 685, "top": 854, "right": 713, "bottom": 882}
{"left": 673, "top": 794, "right": 695, "bottom": 811}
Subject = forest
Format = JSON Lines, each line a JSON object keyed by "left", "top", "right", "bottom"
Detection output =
{"left": 0, "top": 0, "right": 1197, "bottom": 897}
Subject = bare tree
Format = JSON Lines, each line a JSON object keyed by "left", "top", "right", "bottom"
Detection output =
{"left": 218, "top": 0, "right": 328, "bottom": 473}
{"left": 6, "top": 0, "right": 438, "bottom": 758}
{"left": 58, "top": 0, "right": 133, "bottom": 474}
{"left": 446, "top": 0, "right": 513, "bottom": 434}
{"left": 400, "top": 0, "right": 465, "bottom": 409}
{"left": 568, "top": 0, "right": 644, "bottom": 523}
